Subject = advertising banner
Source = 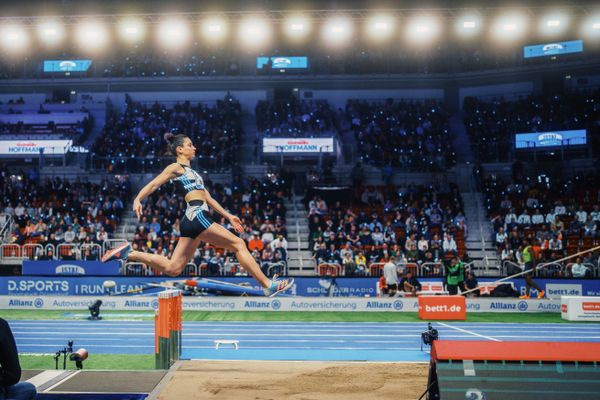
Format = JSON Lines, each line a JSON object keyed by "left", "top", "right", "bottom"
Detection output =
{"left": 22, "top": 260, "right": 121, "bottom": 276}
{"left": 0, "top": 139, "right": 72, "bottom": 155}
{"left": 43, "top": 59, "right": 92, "bottom": 72}
{"left": 262, "top": 138, "right": 334, "bottom": 154}
{"left": 523, "top": 40, "right": 583, "bottom": 58}
{"left": 257, "top": 56, "right": 309, "bottom": 69}
{"left": 0, "top": 295, "right": 561, "bottom": 313}
{"left": 561, "top": 296, "right": 600, "bottom": 321}
{"left": 515, "top": 129, "right": 586, "bottom": 149}
{"left": 0, "top": 277, "right": 598, "bottom": 299}
{"left": 418, "top": 296, "right": 467, "bottom": 320}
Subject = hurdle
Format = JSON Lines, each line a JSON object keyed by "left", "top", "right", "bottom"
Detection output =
{"left": 154, "top": 290, "right": 182, "bottom": 370}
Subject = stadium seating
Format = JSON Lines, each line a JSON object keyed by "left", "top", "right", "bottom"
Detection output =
{"left": 483, "top": 170, "right": 600, "bottom": 277}
{"left": 91, "top": 94, "right": 242, "bottom": 172}
{"left": 347, "top": 99, "right": 456, "bottom": 171}
{"left": 464, "top": 89, "right": 600, "bottom": 162}
{"left": 1, "top": 173, "right": 131, "bottom": 262}
{"left": 308, "top": 183, "right": 466, "bottom": 277}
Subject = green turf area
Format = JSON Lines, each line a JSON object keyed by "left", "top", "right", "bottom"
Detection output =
{"left": 0, "top": 309, "right": 578, "bottom": 323}
{"left": 19, "top": 354, "right": 155, "bottom": 371}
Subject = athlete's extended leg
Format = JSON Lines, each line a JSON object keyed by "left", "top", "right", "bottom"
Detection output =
{"left": 199, "top": 223, "right": 271, "bottom": 288}
{"left": 127, "top": 236, "right": 203, "bottom": 276}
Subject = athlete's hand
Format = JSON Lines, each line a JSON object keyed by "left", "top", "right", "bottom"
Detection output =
{"left": 133, "top": 199, "right": 143, "bottom": 221}
{"left": 228, "top": 214, "right": 244, "bottom": 233}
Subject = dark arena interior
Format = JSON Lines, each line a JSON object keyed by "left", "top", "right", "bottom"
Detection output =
{"left": 0, "top": 1, "right": 600, "bottom": 399}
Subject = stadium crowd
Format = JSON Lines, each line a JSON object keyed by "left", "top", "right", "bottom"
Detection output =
{"left": 1, "top": 169, "right": 131, "bottom": 261}
{"left": 346, "top": 99, "right": 456, "bottom": 171}
{"left": 482, "top": 169, "right": 600, "bottom": 278}
{"left": 464, "top": 89, "right": 600, "bottom": 162}
{"left": 307, "top": 180, "right": 466, "bottom": 276}
{"left": 255, "top": 98, "right": 341, "bottom": 137}
{"left": 91, "top": 94, "right": 242, "bottom": 172}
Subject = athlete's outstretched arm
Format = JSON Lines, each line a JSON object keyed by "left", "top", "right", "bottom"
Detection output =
{"left": 133, "top": 163, "right": 180, "bottom": 220}
{"left": 203, "top": 190, "right": 244, "bottom": 233}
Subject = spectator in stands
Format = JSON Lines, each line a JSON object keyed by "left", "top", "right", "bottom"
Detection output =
{"left": 0, "top": 317, "right": 37, "bottom": 400}
{"left": 464, "top": 271, "right": 479, "bottom": 297}
{"left": 400, "top": 270, "right": 422, "bottom": 296}
{"left": 248, "top": 234, "right": 264, "bottom": 253}
{"left": 517, "top": 210, "right": 531, "bottom": 227}
{"left": 442, "top": 233, "right": 457, "bottom": 255}
{"left": 584, "top": 215, "right": 597, "bottom": 237}
{"left": 570, "top": 257, "right": 591, "bottom": 278}
{"left": 342, "top": 251, "right": 357, "bottom": 276}
{"left": 354, "top": 251, "right": 367, "bottom": 275}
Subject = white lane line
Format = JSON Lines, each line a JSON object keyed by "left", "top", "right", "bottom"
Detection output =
{"left": 437, "top": 322, "right": 501, "bottom": 342}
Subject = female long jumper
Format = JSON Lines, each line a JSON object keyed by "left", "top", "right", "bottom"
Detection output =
{"left": 102, "top": 133, "right": 294, "bottom": 297}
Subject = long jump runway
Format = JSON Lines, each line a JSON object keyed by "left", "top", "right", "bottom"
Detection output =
{"left": 10, "top": 320, "right": 600, "bottom": 362}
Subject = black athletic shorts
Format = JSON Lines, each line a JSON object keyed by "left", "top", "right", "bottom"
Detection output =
{"left": 180, "top": 200, "right": 215, "bottom": 238}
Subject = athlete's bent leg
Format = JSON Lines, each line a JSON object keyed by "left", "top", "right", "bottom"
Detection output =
{"left": 127, "top": 236, "right": 202, "bottom": 277}
{"left": 199, "top": 223, "right": 271, "bottom": 288}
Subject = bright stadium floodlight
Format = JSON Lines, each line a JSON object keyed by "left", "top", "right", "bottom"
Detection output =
{"left": 538, "top": 11, "right": 570, "bottom": 36}
{"left": 75, "top": 20, "right": 109, "bottom": 52}
{"left": 491, "top": 12, "right": 528, "bottom": 42}
{"left": 283, "top": 15, "right": 311, "bottom": 41}
{"left": 157, "top": 18, "right": 191, "bottom": 49}
{"left": 322, "top": 16, "right": 354, "bottom": 47}
{"left": 118, "top": 18, "right": 145, "bottom": 44}
{"left": 238, "top": 16, "right": 272, "bottom": 49}
{"left": 455, "top": 13, "right": 482, "bottom": 38}
{"left": 37, "top": 20, "right": 65, "bottom": 47}
{"left": 406, "top": 15, "right": 441, "bottom": 44}
{"left": 0, "top": 24, "right": 29, "bottom": 53}
{"left": 201, "top": 16, "right": 228, "bottom": 43}
{"left": 365, "top": 14, "right": 395, "bottom": 42}
{"left": 581, "top": 13, "right": 600, "bottom": 40}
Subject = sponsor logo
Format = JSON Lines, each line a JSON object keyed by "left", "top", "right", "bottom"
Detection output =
{"left": 490, "top": 302, "right": 516, "bottom": 310}
{"left": 55, "top": 265, "right": 86, "bottom": 275}
{"left": 272, "top": 57, "right": 292, "bottom": 68}
{"left": 393, "top": 300, "right": 404, "bottom": 310}
{"left": 424, "top": 304, "right": 462, "bottom": 312}
{"left": 367, "top": 301, "right": 393, "bottom": 309}
{"left": 151, "top": 299, "right": 159, "bottom": 310}
{"left": 546, "top": 284, "right": 582, "bottom": 297}
{"left": 124, "top": 300, "right": 152, "bottom": 308}
{"left": 244, "top": 300, "right": 272, "bottom": 309}
{"left": 7, "top": 280, "right": 69, "bottom": 294}
{"left": 467, "top": 303, "right": 481, "bottom": 311}
{"left": 582, "top": 302, "right": 600, "bottom": 312}
{"left": 271, "top": 300, "right": 281, "bottom": 310}
{"left": 9, "top": 299, "right": 34, "bottom": 307}
{"left": 538, "top": 132, "right": 563, "bottom": 146}
{"left": 34, "top": 298, "right": 44, "bottom": 308}
{"left": 517, "top": 301, "right": 528, "bottom": 311}
{"left": 542, "top": 43, "right": 564, "bottom": 55}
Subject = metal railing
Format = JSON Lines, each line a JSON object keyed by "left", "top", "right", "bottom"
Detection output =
{"left": 0, "top": 242, "right": 104, "bottom": 262}
{"left": 317, "top": 262, "right": 343, "bottom": 276}
{"left": 0, "top": 214, "right": 13, "bottom": 242}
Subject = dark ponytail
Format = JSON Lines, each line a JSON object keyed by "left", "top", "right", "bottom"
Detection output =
{"left": 164, "top": 133, "right": 188, "bottom": 156}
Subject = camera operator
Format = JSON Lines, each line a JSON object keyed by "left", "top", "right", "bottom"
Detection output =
{"left": 0, "top": 317, "right": 37, "bottom": 400}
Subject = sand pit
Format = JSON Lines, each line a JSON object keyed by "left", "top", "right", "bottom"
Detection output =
{"left": 156, "top": 360, "right": 429, "bottom": 400}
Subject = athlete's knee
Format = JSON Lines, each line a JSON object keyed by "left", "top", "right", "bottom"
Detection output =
{"left": 230, "top": 236, "right": 247, "bottom": 252}
{"left": 165, "top": 259, "right": 186, "bottom": 276}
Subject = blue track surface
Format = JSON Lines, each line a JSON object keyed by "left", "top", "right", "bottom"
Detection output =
{"left": 10, "top": 320, "right": 600, "bottom": 362}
